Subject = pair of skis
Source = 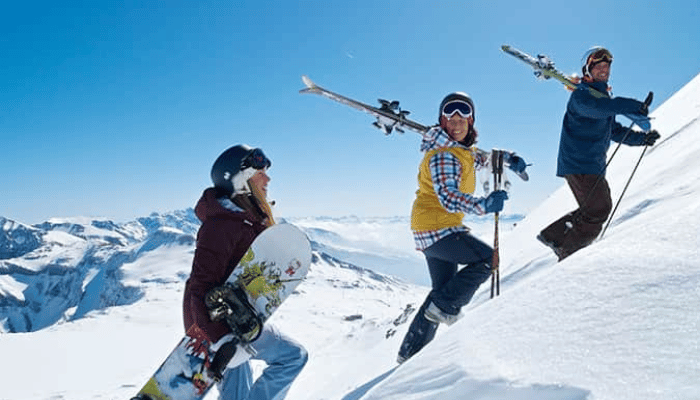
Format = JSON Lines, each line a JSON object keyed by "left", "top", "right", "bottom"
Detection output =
{"left": 299, "top": 76, "right": 529, "bottom": 183}
{"left": 300, "top": 75, "right": 429, "bottom": 135}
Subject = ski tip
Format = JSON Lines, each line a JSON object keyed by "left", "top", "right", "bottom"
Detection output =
{"left": 299, "top": 75, "right": 321, "bottom": 94}
{"left": 301, "top": 75, "right": 316, "bottom": 89}
{"left": 501, "top": 44, "right": 510, "bottom": 51}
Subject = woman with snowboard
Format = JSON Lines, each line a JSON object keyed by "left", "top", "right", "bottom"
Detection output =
{"left": 183, "top": 144, "right": 307, "bottom": 399}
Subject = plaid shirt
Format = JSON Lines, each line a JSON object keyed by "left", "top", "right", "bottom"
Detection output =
{"left": 413, "top": 127, "right": 489, "bottom": 251}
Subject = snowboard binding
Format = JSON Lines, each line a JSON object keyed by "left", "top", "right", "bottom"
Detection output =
{"left": 205, "top": 283, "right": 263, "bottom": 343}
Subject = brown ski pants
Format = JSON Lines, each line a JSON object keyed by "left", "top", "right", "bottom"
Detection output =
{"left": 540, "top": 174, "right": 612, "bottom": 260}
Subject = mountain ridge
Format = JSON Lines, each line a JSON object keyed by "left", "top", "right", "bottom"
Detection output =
{"left": 0, "top": 211, "right": 426, "bottom": 334}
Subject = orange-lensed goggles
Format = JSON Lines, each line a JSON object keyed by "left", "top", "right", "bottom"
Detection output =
{"left": 588, "top": 49, "right": 613, "bottom": 65}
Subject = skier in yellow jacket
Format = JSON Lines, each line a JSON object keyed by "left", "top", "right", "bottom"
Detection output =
{"left": 397, "top": 92, "right": 527, "bottom": 363}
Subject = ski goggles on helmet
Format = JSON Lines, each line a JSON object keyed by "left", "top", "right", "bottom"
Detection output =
{"left": 441, "top": 100, "right": 473, "bottom": 119}
{"left": 242, "top": 148, "right": 271, "bottom": 170}
{"left": 587, "top": 48, "right": 613, "bottom": 66}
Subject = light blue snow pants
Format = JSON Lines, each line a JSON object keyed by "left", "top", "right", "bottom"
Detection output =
{"left": 217, "top": 323, "right": 308, "bottom": 400}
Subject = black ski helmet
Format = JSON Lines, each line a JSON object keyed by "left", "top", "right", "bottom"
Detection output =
{"left": 211, "top": 144, "right": 271, "bottom": 196}
{"left": 438, "top": 92, "right": 475, "bottom": 122}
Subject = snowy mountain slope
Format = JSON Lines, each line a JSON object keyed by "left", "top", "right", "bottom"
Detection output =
{"left": 353, "top": 72, "right": 700, "bottom": 400}
{"left": 0, "top": 217, "right": 44, "bottom": 260}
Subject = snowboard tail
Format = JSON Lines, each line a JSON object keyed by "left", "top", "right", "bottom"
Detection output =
{"left": 131, "top": 325, "right": 224, "bottom": 400}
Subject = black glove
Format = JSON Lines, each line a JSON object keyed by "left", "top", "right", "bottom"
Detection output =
{"left": 505, "top": 152, "right": 527, "bottom": 174}
{"left": 643, "top": 130, "right": 660, "bottom": 146}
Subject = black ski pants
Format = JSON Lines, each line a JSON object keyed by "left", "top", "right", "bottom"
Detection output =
{"left": 397, "top": 231, "right": 492, "bottom": 361}
{"left": 423, "top": 231, "right": 493, "bottom": 315}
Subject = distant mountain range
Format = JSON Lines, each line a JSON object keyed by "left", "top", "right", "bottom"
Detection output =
{"left": 0, "top": 211, "right": 197, "bottom": 332}
{"left": 1, "top": 210, "right": 446, "bottom": 333}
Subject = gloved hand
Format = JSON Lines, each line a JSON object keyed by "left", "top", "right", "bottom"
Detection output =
{"left": 643, "top": 130, "right": 660, "bottom": 146}
{"left": 483, "top": 190, "right": 509, "bottom": 214}
{"left": 505, "top": 152, "right": 527, "bottom": 174}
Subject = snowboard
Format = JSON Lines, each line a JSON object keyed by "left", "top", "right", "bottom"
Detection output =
{"left": 132, "top": 223, "right": 312, "bottom": 400}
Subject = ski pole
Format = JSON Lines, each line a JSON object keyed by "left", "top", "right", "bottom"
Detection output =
{"left": 575, "top": 119, "right": 638, "bottom": 217}
{"left": 491, "top": 211, "right": 499, "bottom": 299}
{"left": 604, "top": 92, "right": 654, "bottom": 170}
{"left": 576, "top": 91, "right": 654, "bottom": 230}
{"left": 490, "top": 150, "right": 504, "bottom": 299}
{"left": 599, "top": 143, "right": 649, "bottom": 239}
{"left": 597, "top": 92, "right": 654, "bottom": 239}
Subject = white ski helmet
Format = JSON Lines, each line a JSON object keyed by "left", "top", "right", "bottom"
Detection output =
{"left": 210, "top": 144, "right": 271, "bottom": 196}
{"left": 581, "top": 46, "right": 613, "bottom": 78}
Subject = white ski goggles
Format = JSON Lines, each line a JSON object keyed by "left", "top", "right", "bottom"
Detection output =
{"left": 441, "top": 100, "right": 473, "bottom": 119}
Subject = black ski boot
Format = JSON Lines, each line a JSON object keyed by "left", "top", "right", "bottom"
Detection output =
{"left": 396, "top": 299, "right": 438, "bottom": 364}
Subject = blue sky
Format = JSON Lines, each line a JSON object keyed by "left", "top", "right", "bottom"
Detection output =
{"left": 2, "top": 0, "right": 699, "bottom": 224}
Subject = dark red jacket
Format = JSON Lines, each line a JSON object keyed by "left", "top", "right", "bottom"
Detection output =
{"left": 183, "top": 188, "right": 267, "bottom": 342}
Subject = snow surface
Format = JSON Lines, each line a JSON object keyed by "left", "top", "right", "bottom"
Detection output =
{"left": 1, "top": 72, "right": 699, "bottom": 400}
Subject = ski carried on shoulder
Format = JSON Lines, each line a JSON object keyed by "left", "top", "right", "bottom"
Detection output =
{"left": 501, "top": 45, "right": 651, "bottom": 132}
{"left": 299, "top": 75, "right": 429, "bottom": 135}
{"left": 299, "top": 75, "right": 528, "bottom": 182}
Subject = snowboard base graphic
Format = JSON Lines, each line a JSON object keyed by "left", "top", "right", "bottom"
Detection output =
{"left": 132, "top": 224, "right": 311, "bottom": 400}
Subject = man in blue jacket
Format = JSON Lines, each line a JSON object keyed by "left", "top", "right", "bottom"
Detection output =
{"left": 538, "top": 47, "right": 660, "bottom": 261}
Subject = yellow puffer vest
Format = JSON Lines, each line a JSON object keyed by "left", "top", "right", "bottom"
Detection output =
{"left": 410, "top": 147, "right": 476, "bottom": 232}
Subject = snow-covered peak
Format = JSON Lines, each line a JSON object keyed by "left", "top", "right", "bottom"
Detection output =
{"left": 0, "top": 216, "right": 43, "bottom": 260}
{"left": 0, "top": 211, "right": 201, "bottom": 333}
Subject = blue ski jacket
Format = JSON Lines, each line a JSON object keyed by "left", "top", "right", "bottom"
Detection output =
{"left": 557, "top": 81, "right": 648, "bottom": 176}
